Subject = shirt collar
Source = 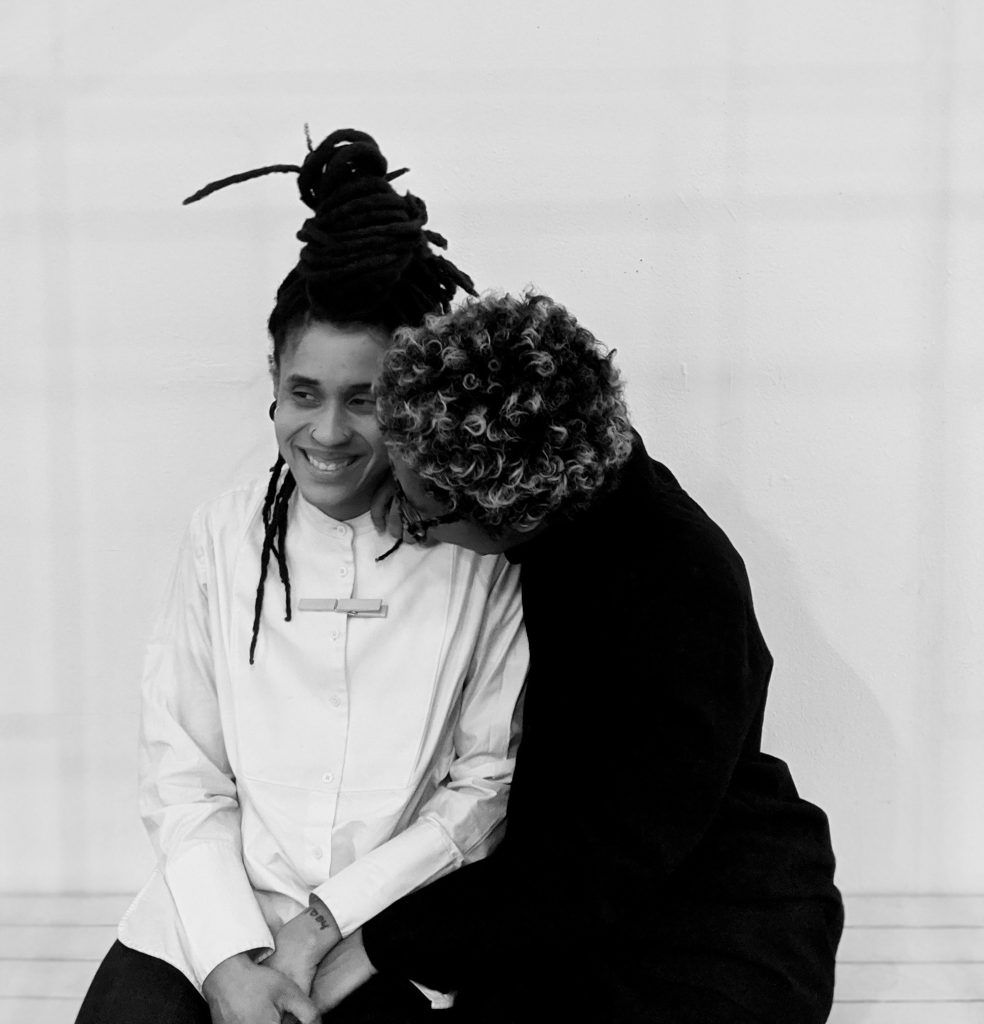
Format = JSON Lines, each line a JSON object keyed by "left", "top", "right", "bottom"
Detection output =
{"left": 294, "top": 492, "right": 378, "bottom": 537}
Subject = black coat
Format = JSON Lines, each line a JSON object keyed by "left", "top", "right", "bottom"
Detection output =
{"left": 364, "top": 436, "right": 843, "bottom": 1023}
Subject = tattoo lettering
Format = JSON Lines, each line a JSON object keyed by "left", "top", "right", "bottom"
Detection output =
{"left": 306, "top": 906, "right": 333, "bottom": 931}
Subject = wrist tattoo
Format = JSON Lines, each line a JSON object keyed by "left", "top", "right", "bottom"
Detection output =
{"left": 306, "top": 906, "right": 333, "bottom": 931}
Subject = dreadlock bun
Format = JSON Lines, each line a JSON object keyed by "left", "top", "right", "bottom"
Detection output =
{"left": 280, "top": 128, "right": 474, "bottom": 333}
{"left": 184, "top": 126, "right": 475, "bottom": 340}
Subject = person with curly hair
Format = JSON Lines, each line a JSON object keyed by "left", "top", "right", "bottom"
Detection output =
{"left": 315, "top": 291, "right": 844, "bottom": 1023}
{"left": 73, "top": 133, "right": 528, "bottom": 1024}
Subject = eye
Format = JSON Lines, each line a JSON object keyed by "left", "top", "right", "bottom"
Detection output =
{"left": 423, "top": 483, "right": 453, "bottom": 509}
{"left": 348, "top": 393, "right": 376, "bottom": 411}
{"left": 290, "top": 388, "right": 317, "bottom": 404}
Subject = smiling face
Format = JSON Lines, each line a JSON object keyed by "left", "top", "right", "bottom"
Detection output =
{"left": 273, "top": 320, "right": 390, "bottom": 521}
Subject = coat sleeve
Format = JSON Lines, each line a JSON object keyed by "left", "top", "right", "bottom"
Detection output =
{"left": 363, "top": 522, "right": 773, "bottom": 981}
{"left": 138, "top": 511, "right": 274, "bottom": 986}
{"left": 581, "top": 538, "right": 772, "bottom": 921}
{"left": 312, "top": 556, "right": 527, "bottom": 936}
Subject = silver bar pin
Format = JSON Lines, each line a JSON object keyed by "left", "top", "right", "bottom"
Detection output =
{"left": 297, "top": 598, "right": 388, "bottom": 617}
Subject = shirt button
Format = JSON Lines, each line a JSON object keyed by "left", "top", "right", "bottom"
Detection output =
{"left": 338, "top": 566, "right": 350, "bottom": 579}
{"left": 321, "top": 772, "right": 334, "bottom": 784}
{"left": 312, "top": 846, "right": 324, "bottom": 860}
{"left": 329, "top": 630, "right": 341, "bottom": 642}
{"left": 328, "top": 695, "right": 341, "bottom": 708}
{"left": 333, "top": 525, "right": 346, "bottom": 537}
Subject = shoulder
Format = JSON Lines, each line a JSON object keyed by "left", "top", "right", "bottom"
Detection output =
{"left": 446, "top": 545, "right": 521, "bottom": 597}
{"left": 592, "top": 442, "right": 771, "bottom": 671}
{"left": 185, "top": 475, "right": 270, "bottom": 549}
{"left": 581, "top": 436, "right": 755, "bottom": 610}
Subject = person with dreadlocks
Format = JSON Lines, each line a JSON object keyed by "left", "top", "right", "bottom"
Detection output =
{"left": 74, "top": 131, "right": 528, "bottom": 1024}
{"left": 312, "top": 292, "right": 843, "bottom": 1023}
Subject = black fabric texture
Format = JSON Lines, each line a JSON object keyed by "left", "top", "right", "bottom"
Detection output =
{"left": 74, "top": 941, "right": 210, "bottom": 1024}
{"left": 363, "top": 434, "right": 843, "bottom": 1024}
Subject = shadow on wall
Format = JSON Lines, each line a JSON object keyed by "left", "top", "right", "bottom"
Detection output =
{"left": 698, "top": 474, "right": 903, "bottom": 898}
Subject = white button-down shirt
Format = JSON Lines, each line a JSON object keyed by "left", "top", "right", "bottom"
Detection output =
{"left": 119, "top": 478, "right": 528, "bottom": 988}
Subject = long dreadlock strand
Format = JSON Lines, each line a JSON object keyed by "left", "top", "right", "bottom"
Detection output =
{"left": 272, "top": 474, "right": 295, "bottom": 623}
{"left": 261, "top": 454, "right": 285, "bottom": 522}
{"left": 249, "top": 456, "right": 297, "bottom": 664}
{"left": 182, "top": 164, "right": 302, "bottom": 206}
{"left": 250, "top": 459, "right": 285, "bottom": 664}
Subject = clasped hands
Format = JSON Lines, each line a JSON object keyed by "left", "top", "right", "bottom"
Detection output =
{"left": 202, "top": 900, "right": 376, "bottom": 1024}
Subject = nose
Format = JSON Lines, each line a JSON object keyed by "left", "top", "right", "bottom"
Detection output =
{"left": 310, "top": 403, "right": 353, "bottom": 447}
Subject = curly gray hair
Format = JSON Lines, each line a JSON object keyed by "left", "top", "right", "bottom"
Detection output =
{"left": 376, "top": 291, "right": 634, "bottom": 532}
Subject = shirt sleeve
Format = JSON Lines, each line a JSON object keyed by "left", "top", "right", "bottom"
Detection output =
{"left": 313, "top": 555, "right": 527, "bottom": 936}
{"left": 138, "top": 512, "right": 274, "bottom": 986}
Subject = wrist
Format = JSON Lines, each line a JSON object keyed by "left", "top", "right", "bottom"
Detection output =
{"left": 280, "top": 900, "right": 342, "bottom": 962}
{"left": 202, "top": 951, "right": 255, "bottom": 997}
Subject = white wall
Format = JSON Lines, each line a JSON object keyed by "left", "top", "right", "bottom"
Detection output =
{"left": 2, "top": 0, "right": 982, "bottom": 896}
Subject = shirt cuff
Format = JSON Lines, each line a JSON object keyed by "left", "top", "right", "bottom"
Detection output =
{"left": 410, "top": 980, "right": 457, "bottom": 1009}
{"left": 312, "top": 817, "right": 458, "bottom": 937}
{"left": 163, "top": 840, "right": 275, "bottom": 985}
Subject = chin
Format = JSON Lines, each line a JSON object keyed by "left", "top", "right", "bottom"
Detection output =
{"left": 302, "top": 484, "right": 364, "bottom": 520}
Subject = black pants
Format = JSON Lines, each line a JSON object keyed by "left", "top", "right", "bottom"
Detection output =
{"left": 364, "top": 859, "right": 842, "bottom": 1024}
{"left": 75, "top": 941, "right": 439, "bottom": 1024}
{"left": 74, "top": 941, "right": 765, "bottom": 1024}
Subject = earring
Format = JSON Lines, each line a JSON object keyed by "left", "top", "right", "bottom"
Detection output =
{"left": 269, "top": 401, "right": 277, "bottom": 421}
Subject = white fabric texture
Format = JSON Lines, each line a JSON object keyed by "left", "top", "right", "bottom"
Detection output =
{"left": 118, "top": 477, "right": 528, "bottom": 988}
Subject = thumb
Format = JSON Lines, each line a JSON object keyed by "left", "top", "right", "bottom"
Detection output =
{"left": 277, "top": 984, "right": 320, "bottom": 1024}
{"left": 386, "top": 497, "right": 406, "bottom": 541}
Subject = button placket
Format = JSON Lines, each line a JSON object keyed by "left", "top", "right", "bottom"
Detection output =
{"left": 311, "top": 522, "right": 350, "bottom": 802}
{"left": 328, "top": 530, "right": 352, "bottom": 655}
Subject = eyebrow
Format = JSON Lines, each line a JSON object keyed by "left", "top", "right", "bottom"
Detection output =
{"left": 283, "top": 374, "right": 320, "bottom": 388}
{"left": 283, "top": 374, "right": 375, "bottom": 393}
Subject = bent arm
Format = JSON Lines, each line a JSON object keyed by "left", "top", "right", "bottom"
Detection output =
{"left": 312, "top": 557, "right": 527, "bottom": 936}
{"left": 363, "top": 527, "right": 773, "bottom": 978}
{"left": 140, "top": 517, "right": 273, "bottom": 985}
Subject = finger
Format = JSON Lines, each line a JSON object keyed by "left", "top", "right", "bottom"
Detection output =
{"left": 385, "top": 499, "right": 407, "bottom": 542}
{"left": 369, "top": 475, "right": 397, "bottom": 532}
{"left": 369, "top": 494, "right": 390, "bottom": 532}
{"left": 278, "top": 991, "right": 319, "bottom": 1024}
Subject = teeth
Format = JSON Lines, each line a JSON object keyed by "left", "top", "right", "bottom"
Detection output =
{"left": 306, "top": 452, "right": 353, "bottom": 473}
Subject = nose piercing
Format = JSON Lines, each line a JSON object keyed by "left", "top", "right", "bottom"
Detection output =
{"left": 312, "top": 422, "right": 352, "bottom": 441}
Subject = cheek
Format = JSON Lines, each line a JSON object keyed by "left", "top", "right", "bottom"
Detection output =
{"left": 273, "top": 408, "right": 302, "bottom": 448}
{"left": 362, "top": 422, "right": 388, "bottom": 462}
